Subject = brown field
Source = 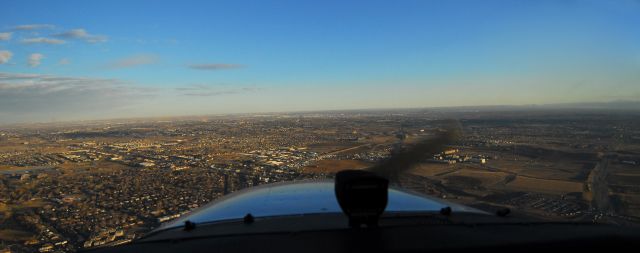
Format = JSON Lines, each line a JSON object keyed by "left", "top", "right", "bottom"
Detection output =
{"left": 307, "top": 142, "right": 361, "bottom": 154}
{"left": 0, "top": 165, "right": 26, "bottom": 171}
{"left": 505, "top": 176, "right": 584, "bottom": 194}
{"left": 1, "top": 199, "right": 50, "bottom": 211}
{"left": 0, "top": 136, "right": 68, "bottom": 152}
{"left": 93, "top": 160, "right": 133, "bottom": 170}
{"left": 58, "top": 161, "right": 132, "bottom": 175}
{"left": 303, "top": 159, "right": 373, "bottom": 173}
{"left": 609, "top": 184, "right": 640, "bottom": 194}
{"left": 21, "top": 199, "right": 49, "bottom": 208}
{"left": 408, "top": 163, "right": 457, "bottom": 177}
{"left": 330, "top": 144, "right": 373, "bottom": 155}
{"left": 0, "top": 229, "right": 33, "bottom": 241}
{"left": 41, "top": 146, "right": 69, "bottom": 153}
{"left": 608, "top": 164, "right": 640, "bottom": 186}
{"left": 489, "top": 159, "right": 586, "bottom": 181}
{"left": 609, "top": 164, "right": 640, "bottom": 174}
{"left": 367, "top": 136, "right": 397, "bottom": 144}
{"left": 445, "top": 169, "right": 509, "bottom": 186}
{"left": 312, "top": 130, "right": 337, "bottom": 135}
{"left": 609, "top": 175, "right": 640, "bottom": 187}
{"left": 0, "top": 145, "right": 32, "bottom": 153}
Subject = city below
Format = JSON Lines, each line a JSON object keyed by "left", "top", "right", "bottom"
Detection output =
{"left": 1, "top": 107, "right": 640, "bottom": 252}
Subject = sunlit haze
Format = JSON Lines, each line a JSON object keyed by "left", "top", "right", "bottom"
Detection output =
{"left": 1, "top": 0, "right": 639, "bottom": 124}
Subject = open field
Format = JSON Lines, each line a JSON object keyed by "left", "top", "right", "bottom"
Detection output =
{"left": 608, "top": 164, "right": 640, "bottom": 191}
{"left": 303, "top": 159, "right": 373, "bottom": 173}
{"left": 0, "top": 137, "right": 68, "bottom": 153}
{"left": 408, "top": 163, "right": 457, "bottom": 177}
{"left": 0, "top": 229, "right": 33, "bottom": 241}
{"left": 367, "top": 136, "right": 398, "bottom": 144}
{"left": 1, "top": 199, "right": 50, "bottom": 213}
{"left": 443, "top": 169, "right": 509, "bottom": 186}
{"left": 609, "top": 175, "right": 640, "bottom": 187}
{"left": 58, "top": 160, "right": 131, "bottom": 174}
{"left": 488, "top": 158, "right": 589, "bottom": 181}
{"left": 326, "top": 144, "right": 373, "bottom": 156}
{"left": 0, "top": 165, "right": 26, "bottom": 172}
{"left": 505, "top": 176, "right": 584, "bottom": 195}
{"left": 410, "top": 160, "right": 584, "bottom": 194}
{"left": 307, "top": 142, "right": 362, "bottom": 154}
{"left": 443, "top": 168, "right": 508, "bottom": 197}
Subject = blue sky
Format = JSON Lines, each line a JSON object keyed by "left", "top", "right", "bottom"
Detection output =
{"left": 1, "top": 0, "right": 639, "bottom": 123}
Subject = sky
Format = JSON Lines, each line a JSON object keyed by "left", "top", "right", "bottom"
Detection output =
{"left": 0, "top": 0, "right": 639, "bottom": 124}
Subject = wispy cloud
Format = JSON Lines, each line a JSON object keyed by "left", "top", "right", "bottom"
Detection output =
{"left": 0, "top": 72, "right": 155, "bottom": 123}
{"left": 0, "top": 51, "right": 12, "bottom": 64}
{"left": 176, "top": 84, "right": 260, "bottom": 96}
{"left": 183, "top": 88, "right": 259, "bottom": 97}
{"left": 0, "top": 32, "right": 11, "bottom": 41}
{"left": 0, "top": 73, "right": 42, "bottom": 80}
{"left": 21, "top": 37, "right": 66, "bottom": 45}
{"left": 0, "top": 72, "right": 122, "bottom": 92}
{"left": 12, "top": 24, "right": 55, "bottom": 30}
{"left": 174, "top": 84, "right": 215, "bottom": 91}
{"left": 58, "top": 58, "right": 70, "bottom": 65}
{"left": 53, "top": 28, "right": 107, "bottom": 43}
{"left": 106, "top": 54, "right": 159, "bottom": 69}
{"left": 0, "top": 72, "right": 156, "bottom": 95}
{"left": 28, "top": 53, "right": 44, "bottom": 67}
{"left": 187, "top": 63, "right": 244, "bottom": 71}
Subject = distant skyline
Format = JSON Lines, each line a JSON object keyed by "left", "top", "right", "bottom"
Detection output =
{"left": 1, "top": 0, "right": 639, "bottom": 124}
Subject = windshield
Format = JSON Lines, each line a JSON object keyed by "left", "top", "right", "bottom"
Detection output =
{"left": 1, "top": 0, "right": 640, "bottom": 252}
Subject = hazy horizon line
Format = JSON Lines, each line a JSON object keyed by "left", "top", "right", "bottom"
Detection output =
{"left": 2, "top": 100, "right": 640, "bottom": 128}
